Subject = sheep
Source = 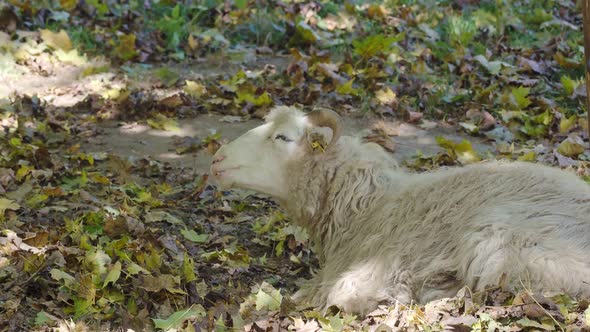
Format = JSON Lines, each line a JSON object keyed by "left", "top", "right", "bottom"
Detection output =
{"left": 210, "top": 105, "right": 590, "bottom": 314}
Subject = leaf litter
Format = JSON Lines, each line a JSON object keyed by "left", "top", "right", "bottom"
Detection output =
{"left": 1, "top": 0, "right": 590, "bottom": 331}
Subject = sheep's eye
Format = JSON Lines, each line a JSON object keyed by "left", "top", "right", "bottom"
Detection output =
{"left": 274, "top": 134, "right": 293, "bottom": 142}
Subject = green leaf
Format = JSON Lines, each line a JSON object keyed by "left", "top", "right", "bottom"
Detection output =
{"left": 524, "top": 8, "right": 553, "bottom": 24}
{"left": 147, "top": 114, "right": 180, "bottom": 131}
{"left": 144, "top": 210, "right": 184, "bottom": 225}
{"left": 353, "top": 33, "right": 404, "bottom": 60}
{"left": 512, "top": 86, "right": 532, "bottom": 109}
{"left": 255, "top": 282, "right": 283, "bottom": 311}
{"left": 557, "top": 138, "right": 585, "bottom": 157}
{"left": 183, "top": 252, "right": 197, "bottom": 282}
{"left": 155, "top": 67, "right": 180, "bottom": 87}
{"left": 102, "top": 261, "right": 122, "bottom": 288}
{"left": 235, "top": 0, "right": 247, "bottom": 9}
{"left": 26, "top": 193, "right": 48, "bottom": 208}
{"left": 9, "top": 137, "right": 22, "bottom": 147}
{"left": 34, "top": 310, "right": 58, "bottom": 326}
{"left": 447, "top": 15, "right": 477, "bottom": 46}
{"left": 184, "top": 80, "right": 207, "bottom": 98}
{"left": 152, "top": 305, "right": 206, "bottom": 330}
{"left": 86, "top": 0, "right": 108, "bottom": 15}
{"left": 560, "top": 75, "right": 579, "bottom": 96}
{"left": 60, "top": 170, "right": 88, "bottom": 192}
{"left": 50, "top": 268, "right": 77, "bottom": 286}
{"left": 474, "top": 55, "right": 512, "bottom": 75}
{"left": 84, "top": 249, "right": 111, "bottom": 278}
{"left": 517, "top": 317, "right": 553, "bottom": 330}
{"left": 113, "top": 33, "right": 137, "bottom": 61}
{"left": 336, "top": 79, "right": 359, "bottom": 96}
{"left": 559, "top": 114, "right": 577, "bottom": 134}
{"left": 293, "top": 21, "right": 321, "bottom": 44}
{"left": 521, "top": 121, "right": 547, "bottom": 138}
{"left": 533, "top": 110, "right": 552, "bottom": 126}
{"left": 181, "top": 229, "right": 209, "bottom": 243}
{"left": 0, "top": 198, "right": 20, "bottom": 215}
{"left": 517, "top": 151, "right": 536, "bottom": 162}
{"left": 459, "top": 122, "right": 479, "bottom": 134}
{"left": 141, "top": 274, "right": 186, "bottom": 294}
{"left": 436, "top": 136, "right": 481, "bottom": 164}
{"left": 156, "top": 4, "right": 186, "bottom": 51}
{"left": 235, "top": 91, "right": 272, "bottom": 107}
{"left": 127, "top": 262, "right": 150, "bottom": 276}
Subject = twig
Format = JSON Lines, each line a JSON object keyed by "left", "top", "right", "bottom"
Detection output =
{"left": 518, "top": 278, "right": 564, "bottom": 332}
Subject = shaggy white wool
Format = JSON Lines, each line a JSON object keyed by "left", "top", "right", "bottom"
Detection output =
{"left": 213, "top": 106, "right": 590, "bottom": 314}
{"left": 283, "top": 137, "right": 590, "bottom": 313}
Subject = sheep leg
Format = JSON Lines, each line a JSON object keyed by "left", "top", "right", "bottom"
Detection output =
{"left": 292, "top": 274, "right": 330, "bottom": 309}
{"left": 325, "top": 261, "right": 413, "bottom": 313}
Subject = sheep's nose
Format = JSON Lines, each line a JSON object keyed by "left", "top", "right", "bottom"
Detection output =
{"left": 212, "top": 155, "right": 225, "bottom": 164}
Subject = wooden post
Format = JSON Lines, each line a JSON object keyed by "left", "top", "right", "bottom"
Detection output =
{"left": 583, "top": 0, "right": 590, "bottom": 144}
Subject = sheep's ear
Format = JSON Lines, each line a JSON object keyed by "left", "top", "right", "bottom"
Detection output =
{"left": 305, "top": 108, "right": 342, "bottom": 153}
{"left": 306, "top": 127, "right": 334, "bottom": 153}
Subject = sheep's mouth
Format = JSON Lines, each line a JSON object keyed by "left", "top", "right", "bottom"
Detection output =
{"left": 212, "top": 166, "right": 240, "bottom": 178}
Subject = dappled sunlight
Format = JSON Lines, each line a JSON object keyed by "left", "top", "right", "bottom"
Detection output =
{"left": 2, "top": 0, "right": 588, "bottom": 329}
{"left": 0, "top": 30, "right": 113, "bottom": 104}
{"left": 416, "top": 135, "right": 436, "bottom": 145}
{"left": 157, "top": 152, "right": 189, "bottom": 160}
{"left": 118, "top": 123, "right": 151, "bottom": 135}
{"left": 142, "top": 125, "right": 199, "bottom": 138}
{"left": 80, "top": 115, "right": 261, "bottom": 173}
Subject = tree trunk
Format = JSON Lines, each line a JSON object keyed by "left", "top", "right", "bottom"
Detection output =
{"left": 582, "top": 0, "right": 590, "bottom": 144}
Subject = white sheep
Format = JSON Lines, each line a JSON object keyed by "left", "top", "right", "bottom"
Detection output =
{"left": 210, "top": 106, "right": 590, "bottom": 313}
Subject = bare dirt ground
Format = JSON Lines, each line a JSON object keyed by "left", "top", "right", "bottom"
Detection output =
{"left": 81, "top": 114, "right": 488, "bottom": 176}
{"left": 1, "top": 30, "right": 487, "bottom": 173}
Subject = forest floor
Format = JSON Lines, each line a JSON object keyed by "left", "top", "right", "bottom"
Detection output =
{"left": 1, "top": 1, "right": 590, "bottom": 331}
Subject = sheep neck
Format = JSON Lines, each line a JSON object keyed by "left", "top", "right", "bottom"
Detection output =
{"left": 281, "top": 142, "right": 410, "bottom": 264}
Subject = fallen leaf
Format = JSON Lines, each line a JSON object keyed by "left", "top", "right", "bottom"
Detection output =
{"left": 184, "top": 80, "right": 207, "bottom": 98}
{"left": 147, "top": 114, "right": 180, "bottom": 131}
{"left": 408, "top": 111, "right": 423, "bottom": 123}
{"left": 113, "top": 33, "right": 138, "bottom": 61}
{"left": 40, "top": 29, "right": 72, "bottom": 51}
{"left": 50, "top": 268, "right": 77, "bottom": 286}
{"left": 375, "top": 87, "right": 397, "bottom": 105}
{"left": 518, "top": 57, "right": 545, "bottom": 74}
{"left": 159, "top": 94, "right": 185, "bottom": 108}
{"left": 103, "top": 261, "right": 122, "bottom": 288}
{"left": 255, "top": 282, "right": 283, "bottom": 311}
{"left": 557, "top": 137, "right": 584, "bottom": 157}
{"left": 141, "top": 274, "right": 186, "bottom": 294}
{"left": 559, "top": 114, "right": 577, "bottom": 134}
{"left": 0, "top": 198, "right": 19, "bottom": 215}
{"left": 144, "top": 210, "right": 184, "bottom": 225}
{"left": 127, "top": 262, "right": 150, "bottom": 276}
{"left": 34, "top": 311, "right": 59, "bottom": 326}
{"left": 436, "top": 136, "right": 481, "bottom": 164}
{"left": 59, "top": 0, "right": 77, "bottom": 11}
{"left": 474, "top": 55, "right": 513, "bottom": 75}
{"left": 180, "top": 229, "right": 209, "bottom": 243}
{"left": 152, "top": 305, "right": 206, "bottom": 330}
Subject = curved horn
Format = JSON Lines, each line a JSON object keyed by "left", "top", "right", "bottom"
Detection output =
{"left": 306, "top": 108, "right": 343, "bottom": 148}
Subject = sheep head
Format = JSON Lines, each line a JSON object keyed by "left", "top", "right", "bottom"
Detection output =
{"left": 210, "top": 106, "right": 342, "bottom": 200}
